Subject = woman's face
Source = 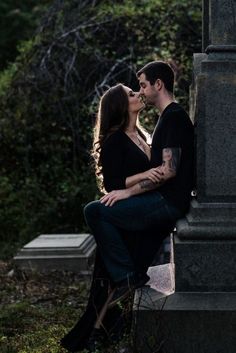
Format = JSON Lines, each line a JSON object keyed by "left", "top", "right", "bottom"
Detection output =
{"left": 122, "top": 85, "right": 145, "bottom": 113}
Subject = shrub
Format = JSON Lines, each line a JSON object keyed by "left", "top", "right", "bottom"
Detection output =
{"left": 0, "top": 0, "right": 201, "bottom": 256}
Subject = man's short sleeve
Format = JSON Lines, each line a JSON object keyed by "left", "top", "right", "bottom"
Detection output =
{"left": 162, "top": 112, "right": 184, "bottom": 148}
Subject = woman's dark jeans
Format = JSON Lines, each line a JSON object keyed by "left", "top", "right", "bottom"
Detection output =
{"left": 84, "top": 191, "right": 181, "bottom": 283}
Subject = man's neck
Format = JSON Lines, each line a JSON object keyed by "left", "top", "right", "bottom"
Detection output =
{"left": 156, "top": 94, "right": 175, "bottom": 114}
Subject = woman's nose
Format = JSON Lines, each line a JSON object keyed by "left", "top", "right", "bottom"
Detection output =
{"left": 139, "top": 87, "right": 144, "bottom": 95}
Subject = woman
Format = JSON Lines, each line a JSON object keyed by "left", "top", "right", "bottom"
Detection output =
{"left": 94, "top": 84, "right": 159, "bottom": 194}
{"left": 61, "top": 83, "right": 163, "bottom": 352}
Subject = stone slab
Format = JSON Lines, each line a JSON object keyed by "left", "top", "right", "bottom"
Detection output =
{"left": 177, "top": 201, "right": 236, "bottom": 239}
{"left": 210, "top": 0, "right": 236, "bottom": 46}
{"left": 133, "top": 291, "right": 236, "bottom": 353}
{"left": 195, "top": 60, "right": 236, "bottom": 202}
{"left": 174, "top": 236, "right": 236, "bottom": 291}
{"left": 186, "top": 199, "right": 236, "bottom": 223}
{"left": 189, "top": 53, "right": 207, "bottom": 123}
{"left": 202, "top": 0, "right": 210, "bottom": 50}
{"left": 176, "top": 201, "right": 236, "bottom": 240}
{"left": 14, "top": 233, "right": 96, "bottom": 273}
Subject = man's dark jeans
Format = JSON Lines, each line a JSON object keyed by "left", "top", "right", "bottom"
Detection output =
{"left": 84, "top": 191, "right": 182, "bottom": 283}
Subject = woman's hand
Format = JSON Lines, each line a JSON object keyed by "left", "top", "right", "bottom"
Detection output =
{"left": 141, "top": 167, "right": 163, "bottom": 184}
{"left": 100, "top": 189, "right": 131, "bottom": 207}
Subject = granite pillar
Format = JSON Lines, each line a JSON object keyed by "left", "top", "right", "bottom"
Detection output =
{"left": 169, "top": 0, "right": 236, "bottom": 350}
{"left": 202, "top": 0, "right": 210, "bottom": 51}
{"left": 134, "top": 1, "right": 236, "bottom": 352}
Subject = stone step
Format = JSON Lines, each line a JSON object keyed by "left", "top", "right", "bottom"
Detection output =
{"left": 14, "top": 233, "right": 96, "bottom": 274}
{"left": 133, "top": 291, "right": 236, "bottom": 353}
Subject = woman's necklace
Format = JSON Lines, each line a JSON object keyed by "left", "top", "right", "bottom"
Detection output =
{"left": 126, "top": 129, "right": 143, "bottom": 147}
{"left": 125, "top": 129, "right": 151, "bottom": 159}
{"left": 136, "top": 132, "right": 143, "bottom": 147}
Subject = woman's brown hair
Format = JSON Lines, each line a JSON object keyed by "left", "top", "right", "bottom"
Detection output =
{"left": 92, "top": 84, "right": 129, "bottom": 177}
{"left": 92, "top": 83, "right": 146, "bottom": 189}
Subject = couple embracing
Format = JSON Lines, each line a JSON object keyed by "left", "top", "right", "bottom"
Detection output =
{"left": 62, "top": 61, "right": 194, "bottom": 352}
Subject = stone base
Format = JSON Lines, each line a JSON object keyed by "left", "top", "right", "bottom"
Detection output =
{"left": 14, "top": 233, "right": 96, "bottom": 273}
{"left": 176, "top": 200, "right": 236, "bottom": 240}
{"left": 174, "top": 236, "right": 236, "bottom": 291}
{"left": 175, "top": 201, "right": 236, "bottom": 291}
{"left": 134, "top": 291, "right": 236, "bottom": 353}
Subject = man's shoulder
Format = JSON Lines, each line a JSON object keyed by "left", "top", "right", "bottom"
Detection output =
{"left": 164, "top": 102, "right": 188, "bottom": 117}
{"left": 162, "top": 103, "right": 192, "bottom": 127}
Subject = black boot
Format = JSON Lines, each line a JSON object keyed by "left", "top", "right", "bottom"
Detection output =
{"left": 85, "top": 328, "right": 107, "bottom": 352}
{"left": 108, "top": 273, "right": 150, "bottom": 308}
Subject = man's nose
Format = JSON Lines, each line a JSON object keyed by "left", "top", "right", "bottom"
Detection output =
{"left": 138, "top": 91, "right": 144, "bottom": 97}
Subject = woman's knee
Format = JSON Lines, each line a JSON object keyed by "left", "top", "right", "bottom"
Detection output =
{"left": 83, "top": 200, "right": 100, "bottom": 221}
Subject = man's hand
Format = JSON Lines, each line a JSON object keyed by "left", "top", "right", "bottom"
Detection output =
{"left": 100, "top": 189, "right": 132, "bottom": 207}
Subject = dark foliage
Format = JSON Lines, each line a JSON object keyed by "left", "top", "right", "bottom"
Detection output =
{"left": 0, "top": 0, "right": 201, "bottom": 257}
{"left": 0, "top": 1, "right": 52, "bottom": 70}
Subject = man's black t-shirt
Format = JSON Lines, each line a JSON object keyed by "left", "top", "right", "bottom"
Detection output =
{"left": 151, "top": 102, "right": 194, "bottom": 214}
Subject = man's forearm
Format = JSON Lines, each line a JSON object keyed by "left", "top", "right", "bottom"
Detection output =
{"left": 128, "top": 178, "right": 161, "bottom": 196}
{"left": 139, "top": 179, "right": 160, "bottom": 191}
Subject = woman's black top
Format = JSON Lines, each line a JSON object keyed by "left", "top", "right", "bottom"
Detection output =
{"left": 100, "top": 130, "right": 150, "bottom": 192}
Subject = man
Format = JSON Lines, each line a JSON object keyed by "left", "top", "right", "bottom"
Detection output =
{"left": 84, "top": 61, "right": 194, "bottom": 305}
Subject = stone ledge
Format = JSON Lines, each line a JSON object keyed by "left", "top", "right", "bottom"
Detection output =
{"left": 14, "top": 233, "right": 96, "bottom": 273}
{"left": 134, "top": 290, "right": 236, "bottom": 311}
{"left": 134, "top": 292, "right": 236, "bottom": 353}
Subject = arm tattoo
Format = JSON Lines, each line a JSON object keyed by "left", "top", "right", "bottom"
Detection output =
{"left": 139, "top": 179, "right": 158, "bottom": 190}
{"left": 138, "top": 147, "right": 181, "bottom": 191}
{"left": 162, "top": 148, "right": 181, "bottom": 173}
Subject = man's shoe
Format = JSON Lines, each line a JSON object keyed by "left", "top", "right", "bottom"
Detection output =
{"left": 108, "top": 273, "right": 149, "bottom": 308}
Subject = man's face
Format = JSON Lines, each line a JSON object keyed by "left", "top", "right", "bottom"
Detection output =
{"left": 138, "top": 73, "right": 158, "bottom": 106}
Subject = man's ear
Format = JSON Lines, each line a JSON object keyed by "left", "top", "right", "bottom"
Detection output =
{"left": 154, "top": 78, "right": 163, "bottom": 91}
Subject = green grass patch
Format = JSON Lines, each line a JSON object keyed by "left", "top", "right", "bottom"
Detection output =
{"left": 0, "top": 262, "right": 90, "bottom": 352}
{"left": 0, "top": 303, "right": 78, "bottom": 352}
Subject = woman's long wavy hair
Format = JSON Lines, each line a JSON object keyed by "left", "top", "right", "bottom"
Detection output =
{"left": 92, "top": 83, "right": 146, "bottom": 189}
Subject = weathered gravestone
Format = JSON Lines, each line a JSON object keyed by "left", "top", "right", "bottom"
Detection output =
{"left": 134, "top": 1, "right": 236, "bottom": 352}
{"left": 14, "top": 233, "right": 96, "bottom": 274}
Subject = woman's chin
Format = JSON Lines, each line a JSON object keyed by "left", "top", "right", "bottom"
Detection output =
{"left": 139, "top": 103, "right": 146, "bottom": 111}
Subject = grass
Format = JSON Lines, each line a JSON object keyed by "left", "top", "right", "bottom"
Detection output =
{"left": 0, "top": 303, "right": 78, "bottom": 352}
{"left": 0, "top": 261, "right": 134, "bottom": 353}
{"left": 0, "top": 260, "right": 90, "bottom": 353}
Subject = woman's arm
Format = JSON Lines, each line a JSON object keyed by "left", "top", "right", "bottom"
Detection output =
{"left": 102, "top": 137, "right": 162, "bottom": 191}
{"left": 100, "top": 147, "right": 181, "bottom": 206}
{"left": 101, "top": 132, "right": 163, "bottom": 193}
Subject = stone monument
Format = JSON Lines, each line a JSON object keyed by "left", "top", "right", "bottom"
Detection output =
{"left": 14, "top": 233, "right": 96, "bottom": 273}
{"left": 134, "top": 1, "right": 236, "bottom": 352}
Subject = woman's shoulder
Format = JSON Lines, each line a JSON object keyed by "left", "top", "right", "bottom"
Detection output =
{"left": 103, "top": 129, "right": 125, "bottom": 147}
{"left": 101, "top": 130, "right": 126, "bottom": 160}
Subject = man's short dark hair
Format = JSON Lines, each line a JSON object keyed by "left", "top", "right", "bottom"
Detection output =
{"left": 137, "top": 61, "right": 174, "bottom": 93}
